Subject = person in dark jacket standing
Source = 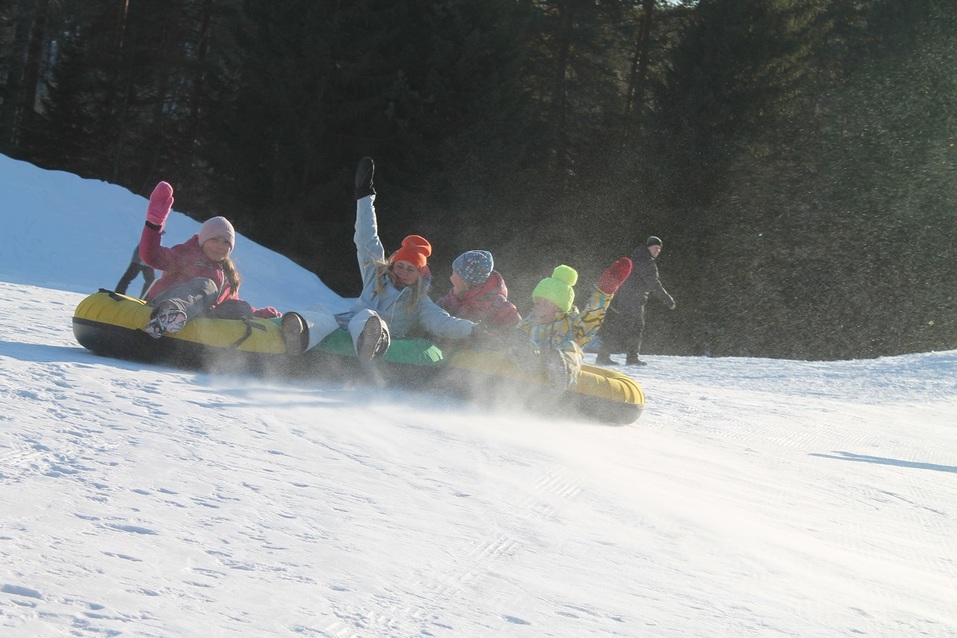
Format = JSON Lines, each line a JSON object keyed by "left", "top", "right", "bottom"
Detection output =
{"left": 115, "top": 244, "right": 156, "bottom": 299}
{"left": 595, "top": 235, "right": 675, "bottom": 366}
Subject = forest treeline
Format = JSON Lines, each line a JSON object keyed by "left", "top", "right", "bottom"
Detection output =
{"left": 2, "top": 0, "right": 955, "bottom": 360}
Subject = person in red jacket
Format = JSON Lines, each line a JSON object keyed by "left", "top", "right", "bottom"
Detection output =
{"left": 435, "top": 250, "right": 521, "bottom": 332}
{"left": 138, "top": 181, "right": 280, "bottom": 338}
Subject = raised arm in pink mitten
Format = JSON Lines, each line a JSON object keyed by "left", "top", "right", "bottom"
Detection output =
{"left": 146, "top": 181, "right": 174, "bottom": 227}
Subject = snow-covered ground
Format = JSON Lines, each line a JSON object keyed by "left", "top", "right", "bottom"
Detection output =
{"left": 1, "top": 154, "right": 955, "bottom": 637}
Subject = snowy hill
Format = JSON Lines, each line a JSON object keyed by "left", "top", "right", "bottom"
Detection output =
{"left": 1, "top": 154, "right": 955, "bottom": 637}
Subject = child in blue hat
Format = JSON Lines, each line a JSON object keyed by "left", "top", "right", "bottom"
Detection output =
{"left": 436, "top": 250, "right": 521, "bottom": 331}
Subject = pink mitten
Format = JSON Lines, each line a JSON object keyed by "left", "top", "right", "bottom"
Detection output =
{"left": 146, "top": 181, "right": 174, "bottom": 226}
{"left": 252, "top": 306, "right": 282, "bottom": 319}
{"left": 596, "top": 257, "right": 633, "bottom": 294}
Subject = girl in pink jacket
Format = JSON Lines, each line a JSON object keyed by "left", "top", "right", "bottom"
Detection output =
{"left": 138, "top": 181, "right": 279, "bottom": 338}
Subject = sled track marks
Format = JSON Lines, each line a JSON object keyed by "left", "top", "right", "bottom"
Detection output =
{"left": 515, "top": 465, "right": 585, "bottom": 522}
{"left": 318, "top": 462, "right": 587, "bottom": 636}
{"left": 0, "top": 439, "right": 50, "bottom": 482}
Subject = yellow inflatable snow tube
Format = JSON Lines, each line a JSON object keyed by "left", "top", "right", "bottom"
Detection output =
{"left": 447, "top": 348, "right": 645, "bottom": 412}
{"left": 73, "top": 290, "right": 285, "bottom": 354}
{"left": 73, "top": 290, "right": 645, "bottom": 423}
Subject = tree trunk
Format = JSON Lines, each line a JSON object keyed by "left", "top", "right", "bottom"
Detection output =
{"left": 1, "top": 0, "right": 49, "bottom": 150}
{"left": 623, "top": 0, "right": 655, "bottom": 141}
{"left": 189, "top": 0, "right": 213, "bottom": 124}
{"left": 550, "top": 0, "right": 573, "bottom": 186}
{"left": 18, "top": 0, "right": 50, "bottom": 138}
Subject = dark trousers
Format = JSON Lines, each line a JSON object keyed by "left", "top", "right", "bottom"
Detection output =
{"left": 597, "top": 304, "right": 646, "bottom": 361}
{"left": 116, "top": 264, "right": 155, "bottom": 299}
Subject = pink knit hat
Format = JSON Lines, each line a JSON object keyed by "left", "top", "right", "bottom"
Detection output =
{"left": 199, "top": 216, "right": 235, "bottom": 248}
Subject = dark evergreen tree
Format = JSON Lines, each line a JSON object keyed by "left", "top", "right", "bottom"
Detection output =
{"left": 7, "top": 0, "right": 951, "bottom": 360}
{"left": 201, "top": 0, "right": 534, "bottom": 293}
{"left": 0, "top": 0, "right": 55, "bottom": 154}
{"left": 26, "top": 32, "right": 95, "bottom": 173}
{"left": 642, "top": 0, "right": 957, "bottom": 359}
{"left": 640, "top": 0, "right": 837, "bottom": 357}
{"left": 803, "top": 0, "right": 957, "bottom": 356}
{"left": 24, "top": 0, "right": 233, "bottom": 196}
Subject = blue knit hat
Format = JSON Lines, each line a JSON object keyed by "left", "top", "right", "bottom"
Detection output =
{"left": 452, "top": 250, "right": 494, "bottom": 287}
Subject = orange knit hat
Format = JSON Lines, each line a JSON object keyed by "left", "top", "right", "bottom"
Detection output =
{"left": 390, "top": 235, "right": 432, "bottom": 273}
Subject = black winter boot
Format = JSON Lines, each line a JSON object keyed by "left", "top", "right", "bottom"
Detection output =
{"left": 282, "top": 312, "right": 308, "bottom": 355}
{"left": 356, "top": 315, "right": 390, "bottom": 362}
{"left": 355, "top": 157, "right": 375, "bottom": 200}
{"left": 595, "top": 345, "right": 616, "bottom": 366}
{"left": 626, "top": 352, "right": 647, "bottom": 366}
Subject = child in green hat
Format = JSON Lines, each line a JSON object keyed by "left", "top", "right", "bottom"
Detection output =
{"left": 506, "top": 258, "right": 633, "bottom": 390}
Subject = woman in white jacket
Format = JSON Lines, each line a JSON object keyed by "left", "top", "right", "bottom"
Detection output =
{"left": 282, "top": 157, "right": 477, "bottom": 361}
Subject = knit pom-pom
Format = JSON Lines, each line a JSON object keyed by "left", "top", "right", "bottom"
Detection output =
{"left": 551, "top": 265, "right": 578, "bottom": 287}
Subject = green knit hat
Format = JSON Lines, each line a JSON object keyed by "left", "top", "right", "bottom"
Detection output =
{"left": 532, "top": 265, "right": 578, "bottom": 313}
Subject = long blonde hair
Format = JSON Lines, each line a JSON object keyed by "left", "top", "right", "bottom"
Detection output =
{"left": 374, "top": 257, "right": 426, "bottom": 306}
{"left": 222, "top": 257, "right": 241, "bottom": 296}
